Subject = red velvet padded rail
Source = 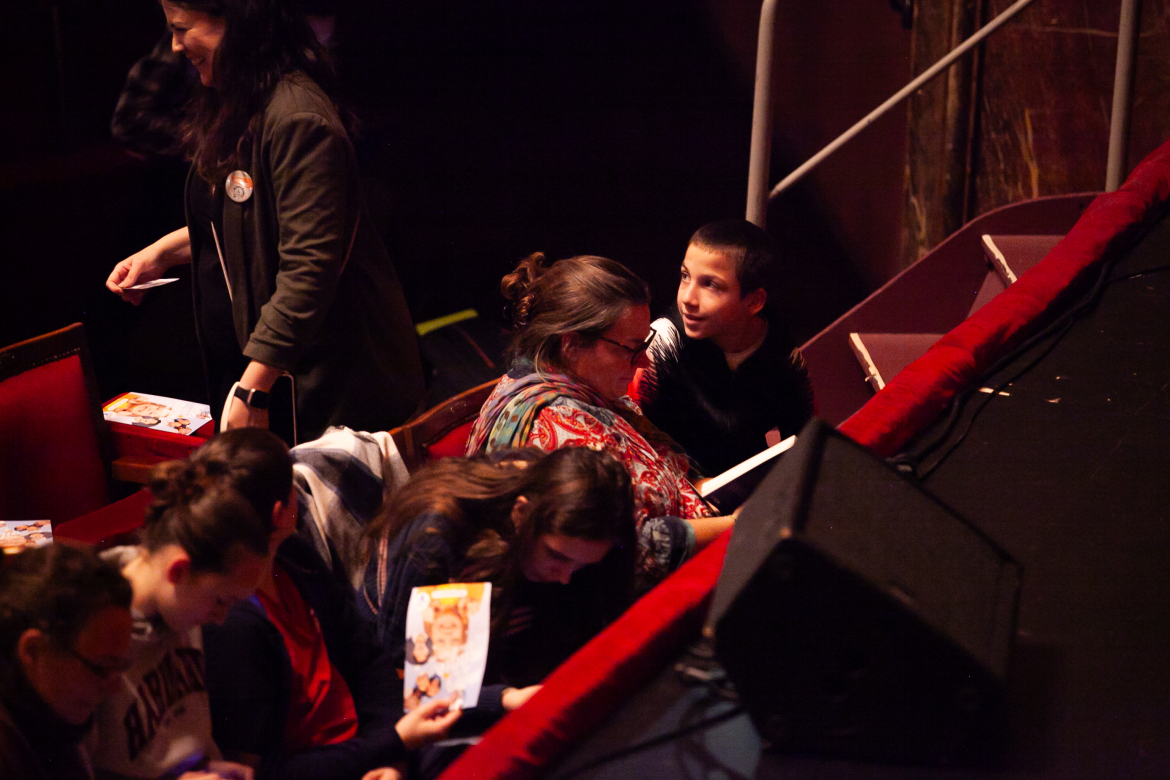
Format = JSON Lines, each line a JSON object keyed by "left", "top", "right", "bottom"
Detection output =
{"left": 438, "top": 135, "right": 1170, "bottom": 780}
{"left": 841, "top": 139, "right": 1170, "bottom": 457}
{"left": 0, "top": 354, "right": 109, "bottom": 523}
{"left": 440, "top": 535, "right": 730, "bottom": 780}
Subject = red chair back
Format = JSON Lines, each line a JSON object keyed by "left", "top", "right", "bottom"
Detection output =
{"left": 0, "top": 324, "right": 112, "bottom": 525}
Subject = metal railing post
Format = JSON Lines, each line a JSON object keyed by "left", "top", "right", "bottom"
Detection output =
{"left": 1106, "top": 0, "right": 1141, "bottom": 192}
{"left": 745, "top": 0, "right": 780, "bottom": 228}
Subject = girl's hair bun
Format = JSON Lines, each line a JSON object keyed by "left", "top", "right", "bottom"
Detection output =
{"left": 145, "top": 460, "right": 203, "bottom": 521}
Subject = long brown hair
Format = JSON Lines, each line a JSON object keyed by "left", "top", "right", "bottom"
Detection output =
{"left": 169, "top": 0, "right": 339, "bottom": 183}
{"left": 365, "top": 449, "right": 538, "bottom": 553}
{"left": 501, "top": 253, "right": 650, "bottom": 372}
{"left": 368, "top": 447, "right": 637, "bottom": 636}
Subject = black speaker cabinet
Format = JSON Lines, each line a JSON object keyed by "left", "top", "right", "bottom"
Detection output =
{"left": 706, "top": 418, "right": 1021, "bottom": 765}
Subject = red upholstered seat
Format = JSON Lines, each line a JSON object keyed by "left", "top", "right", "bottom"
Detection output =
{"left": 0, "top": 324, "right": 113, "bottom": 526}
{"left": 54, "top": 489, "right": 152, "bottom": 548}
{"left": 425, "top": 420, "right": 478, "bottom": 460}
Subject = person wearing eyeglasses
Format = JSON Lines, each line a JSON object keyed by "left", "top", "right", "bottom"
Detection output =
{"left": 0, "top": 542, "right": 133, "bottom": 780}
{"left": 466, "top": 253, "right": 736, "bottom": 590}
{"left": 634, "top": 219, "right": 814, "bottom": 476}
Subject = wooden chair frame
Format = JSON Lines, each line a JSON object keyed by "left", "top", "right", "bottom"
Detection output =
{"left": 388, "top": 378, "right": 498, "bottom": 472}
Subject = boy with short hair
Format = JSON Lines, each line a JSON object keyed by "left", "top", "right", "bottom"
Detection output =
{"left": 636, "top": 219, "right": 814, "bottom": 475}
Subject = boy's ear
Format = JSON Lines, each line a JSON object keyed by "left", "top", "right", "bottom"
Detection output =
{"left": 743, "top": 287, "right": 766, "bottom": 317}
{"left": 272, "top": 487, "right": 296, "bottom": 529}
{"left": 164, "top": 551, "right": 192, "bottom": 586}
{"left": 16, "top": 628, "right": 49, "bottom": 669}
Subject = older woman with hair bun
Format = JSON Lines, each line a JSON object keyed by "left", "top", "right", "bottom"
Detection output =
{"left": 466, "top": 252, "right": 735, "bottom": 588}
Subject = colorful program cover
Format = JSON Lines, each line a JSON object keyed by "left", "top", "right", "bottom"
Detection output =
{"left": 403, "top": 582, "right": 491, "bottom": 712}
{"left": 0, "top": 520, "right": 53, "bottom": 553}
{"left": 103, "top": 392, "right": 213, "bottom": 436}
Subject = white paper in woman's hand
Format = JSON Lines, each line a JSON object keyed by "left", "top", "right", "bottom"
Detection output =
{"left": 125, "top": 277, "right": 180, "bottom": 290}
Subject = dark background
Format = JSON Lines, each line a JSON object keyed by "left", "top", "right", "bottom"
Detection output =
{"left": 12, "top": 1, "right": 1160, "bottom": 411}
{"left": 0, "top": 0, "right": 918, "bottom": 406}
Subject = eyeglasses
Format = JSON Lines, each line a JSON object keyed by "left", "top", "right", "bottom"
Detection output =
{"left": 596, "top": 331, "right": 656, "bottom": 364}
{"left": 61, "top": 644, "right": 131, "bottom": 680}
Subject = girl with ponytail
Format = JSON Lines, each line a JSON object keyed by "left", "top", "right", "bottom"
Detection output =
{"left": 88, "top": 438, "right": 274, "bottom": 780}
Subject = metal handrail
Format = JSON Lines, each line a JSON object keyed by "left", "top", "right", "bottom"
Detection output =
{"left": 744, "top": 0, "right": 781, "bottom": 227}
{"left": 1106, "top": 0, "right": 1141, "bottom": 192}
{"left": 747, "top": 0, "right": 1139, "bottom": 226}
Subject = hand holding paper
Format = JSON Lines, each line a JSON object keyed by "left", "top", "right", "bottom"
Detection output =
{"left": 395, "top": 697, "right": 462, "bottom": 750}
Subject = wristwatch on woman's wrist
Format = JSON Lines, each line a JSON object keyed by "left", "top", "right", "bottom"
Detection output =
{"left": 233, "top": 385, "right": 271, "bottom": 410}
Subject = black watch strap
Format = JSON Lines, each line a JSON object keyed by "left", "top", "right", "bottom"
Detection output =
{"left": 233, "top": 384, "right": 271, "bottom": 410}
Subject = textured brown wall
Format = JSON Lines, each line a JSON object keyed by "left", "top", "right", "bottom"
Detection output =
{"left": 706, "top": 1, "right": 1170, "bottom": 278}
{"left": 905, "top": 0, "right": 1170, "bottom": 264}
{"left": 974, "top": 0, "right": 1170, "bottom": 209}
{"left": 903, "top": 0, "right": 982, "bottom": 267}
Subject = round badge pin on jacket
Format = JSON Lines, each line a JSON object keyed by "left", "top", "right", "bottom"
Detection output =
{"left": 226, "top": 170, "right": 254, "bottom": 203}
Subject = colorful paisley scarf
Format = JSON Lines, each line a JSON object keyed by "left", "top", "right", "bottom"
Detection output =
{"left": 466, "top": 359, "right": 690, "bottom": 463}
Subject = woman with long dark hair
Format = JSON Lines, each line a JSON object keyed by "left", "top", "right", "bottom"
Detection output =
{"left": 360, "top": 447, "right": 638, "bottom": 716}
{"left": 106, "top": 0, "right": 423, "bottom": 442}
